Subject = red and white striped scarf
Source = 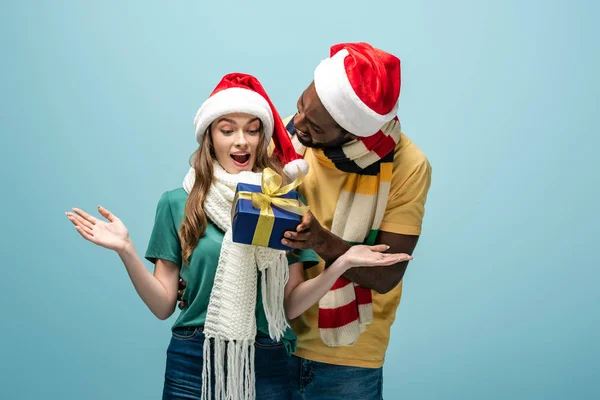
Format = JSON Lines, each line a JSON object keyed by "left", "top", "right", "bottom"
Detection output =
{"left": 286, "top": 116, "right": 400, "bottom": 346}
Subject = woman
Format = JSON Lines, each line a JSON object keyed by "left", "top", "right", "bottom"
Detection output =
{"left": 65, "top": 73, "right": 412, "bottom": 400}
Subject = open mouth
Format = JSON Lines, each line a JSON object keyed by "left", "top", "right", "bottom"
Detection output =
{"left": 230, "top": 153, "right": 250, "bottom": 166}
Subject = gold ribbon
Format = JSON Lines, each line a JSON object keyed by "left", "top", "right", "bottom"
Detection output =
{"left": 235, "top": 167, "right": 309, "bottom": 246}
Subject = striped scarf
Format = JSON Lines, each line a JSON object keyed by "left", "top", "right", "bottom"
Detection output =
{"left": 286, "top": 116, "right": 401, "bottom": 346}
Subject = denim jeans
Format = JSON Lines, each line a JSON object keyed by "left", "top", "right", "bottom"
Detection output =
{"left": 163, "top": 327, "right": 291, "bottom": 399}
{"left": 288, "top": 355, "right": 383, "bottom": 400}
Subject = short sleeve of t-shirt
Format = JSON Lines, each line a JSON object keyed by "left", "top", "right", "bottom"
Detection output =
{"left": 380, "top": 148, "right": 432, "bottom": 236}
{"left": 145, "top": 191, "right": 182, "bottom": 266}
{"left": 287, "top": 249, "right": 320, "bottom": 269}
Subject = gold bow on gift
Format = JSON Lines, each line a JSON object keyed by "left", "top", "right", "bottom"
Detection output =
{"left": 235, "top": 167, "right": 310, "bottom": 247}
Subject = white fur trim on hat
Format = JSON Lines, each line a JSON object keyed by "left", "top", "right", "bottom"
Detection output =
{"left": 283, "top": 159, "right": 309, "bottom": 179}
{"left": 314, "top": 49, "right": 399, "bottom": 137}
{"left": 194, "top": 87, "right": 274, "bottom": 144}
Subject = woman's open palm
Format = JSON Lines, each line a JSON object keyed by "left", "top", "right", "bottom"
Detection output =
{"left": 343, "top": 244, "right": 413, "bottom": 268}
{"left": 66, "top": 206, "right": 130, "bottom": 253}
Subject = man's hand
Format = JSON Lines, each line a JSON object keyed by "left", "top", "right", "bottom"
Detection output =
{"left": 281, "top": 211, "right": 359, "bottom": 265}
{"left": 176, "top": 279, "right": 186, "bottom": 309}
{"left": 281, "top": 211, "right": 330, "bottom": 254}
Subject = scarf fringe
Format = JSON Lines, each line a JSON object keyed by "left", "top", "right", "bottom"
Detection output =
{"left": 202, "top": 336, "right": 256, "bottom": 400}
{"left": 257, "top": 250, "right": 290, "bottom": 341}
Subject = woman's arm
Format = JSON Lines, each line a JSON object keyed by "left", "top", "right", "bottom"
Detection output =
{"left": 67, "top": 206, "right": 180, "bottom": 320}
{"left": 283, "top": 244, "right": 412, "bottom": 320}
{"left": 117, "top": 241, "right": 180, "bottom": 320}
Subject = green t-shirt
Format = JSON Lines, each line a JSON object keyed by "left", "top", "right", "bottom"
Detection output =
{"left": 144, "top": 188, "right": 319, "bottom": 355}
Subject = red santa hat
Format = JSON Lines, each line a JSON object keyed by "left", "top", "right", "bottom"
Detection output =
{"left": 194, "top": 73, "right": 308, "bottom": 178}
{"left": 314, "top": 42, "right": 401, "bottom": 137}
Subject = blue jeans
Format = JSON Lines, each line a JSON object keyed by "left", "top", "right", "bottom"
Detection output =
{"left": 163, "top": 327, "right": 291, "bottom": 399}
{"left": 288, "top": 355, "right": 383, "bottom": 400}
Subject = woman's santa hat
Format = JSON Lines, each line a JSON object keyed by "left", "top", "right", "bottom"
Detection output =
{"left": 194, "top": 73, "right": 308, "bottom": 178}
{"left": 314, "top": 42, "right": 401, "bottom": 137}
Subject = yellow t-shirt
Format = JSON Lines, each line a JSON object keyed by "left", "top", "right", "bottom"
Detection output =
{"left": 287, "top": 119, "right": 432, "bottom": 368}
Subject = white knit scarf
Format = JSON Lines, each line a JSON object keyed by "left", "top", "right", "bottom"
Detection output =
{"left": 182, "top": 162, "right": 290, "bottom": 400}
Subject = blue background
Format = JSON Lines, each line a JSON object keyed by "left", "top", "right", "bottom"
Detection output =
{"left": 1, "top": 0, "right": 598, "bottom": 399}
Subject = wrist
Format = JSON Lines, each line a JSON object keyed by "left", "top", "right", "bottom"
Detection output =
{"left": 116, "top": 237, "right": 133, "bottom": 257}
{"left": 315, "top": 230, "right": 349, "bottom": 263}
{"left": 329, "top": 253, "right": 352, "bottom": 274}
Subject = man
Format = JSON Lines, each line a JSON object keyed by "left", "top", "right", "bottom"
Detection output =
{"left": 279, "top": 42, "right": 432, "bottom": 399}
{"left": 178, "top": 42, "right": 431, "bottom": 399}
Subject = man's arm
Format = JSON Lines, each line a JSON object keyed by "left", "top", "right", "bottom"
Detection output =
{"left": 282, "top": 213, "right": 419, "bottom": 294}
{"left": 341, "top": 232, "right": 419, "bottom": 294}
{"left": 287, "top": 151, "right": 431, "bottom": 293}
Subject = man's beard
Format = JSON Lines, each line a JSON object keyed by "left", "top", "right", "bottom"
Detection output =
{"left": 296, "top": 129, "right": 353, "bottom": 149}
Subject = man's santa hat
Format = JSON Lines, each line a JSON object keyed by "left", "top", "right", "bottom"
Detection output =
{"left": 314, "top": 42, "right": 401, "bottom": 137}
{"left": 194, "top": 73, "right": 308, "bottom": 178}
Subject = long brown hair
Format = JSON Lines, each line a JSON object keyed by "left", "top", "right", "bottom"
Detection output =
{"left": 179, "top": 123, "right": 286, "bottom": 265}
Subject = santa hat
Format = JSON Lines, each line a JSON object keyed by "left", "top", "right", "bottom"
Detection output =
{"left": 314, "top": 42, "right": 401, "bottom": 137}
{"left": 194, "top": 73, "right": 308, "bottom": 178}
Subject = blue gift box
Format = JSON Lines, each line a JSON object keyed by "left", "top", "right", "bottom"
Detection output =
{"left": 231, "top": 182, "right": 302, "bottom": 251}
